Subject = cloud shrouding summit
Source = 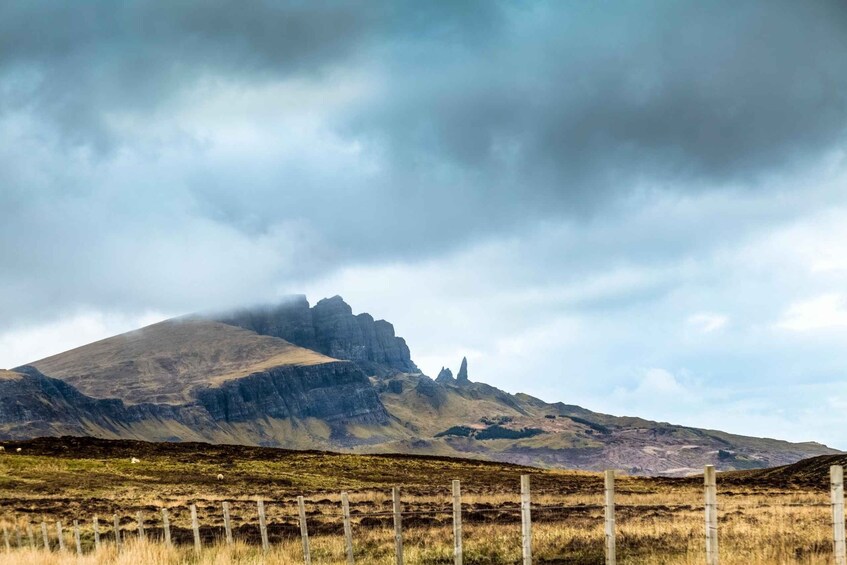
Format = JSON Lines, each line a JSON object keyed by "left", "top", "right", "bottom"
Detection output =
{"left": 2, "top": 1, "right": 847, "bottom": 446}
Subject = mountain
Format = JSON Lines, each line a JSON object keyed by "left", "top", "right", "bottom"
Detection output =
{"left": 1, "top": 296, "right": 838, "bottom": 475}
{"left": 9, "top": 318, "right": 397, "bottom": 448}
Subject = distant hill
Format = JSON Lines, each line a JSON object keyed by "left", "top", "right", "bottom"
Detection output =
{"left": 372, "top": 372, "right": 837, "bottom": 475}
{"left": 722, "top": 453, "right": 847, "bottom": 490}
{"left": 1, "top": 295, "right": 838, "bottom": 476}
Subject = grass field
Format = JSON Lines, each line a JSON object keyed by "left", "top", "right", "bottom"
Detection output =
{"left": 0, "top": 437, "right": 842, "bottom": 564}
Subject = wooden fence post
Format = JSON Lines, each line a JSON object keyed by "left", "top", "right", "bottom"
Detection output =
{"left": 190, "top": 504, "right": 201, "bottom": 554}
{"left": 222, "top": 502, "right": 233, "bottom": 545}
{"left": 452, "top": 480, "right": 463, "bottom": 565}
{"left": 704, "top": 465, "right": 718, "bottom": 565}
{"left": 162, "top": 509, "right": 171, "bottom": 546}
{"left": 113, "top": 514, "right": 121, "bottom": 550}
{"left": 257, "top": 498, "right": 269, "bottom": 553}
{"left": 298, "top": 496, "right": 312, "bottom": 565}
{"left": 341, "top": 492, "right": 355, "bottom": 565}
{"left": 73, "top": 520, "right": 82, "bottom": 556}
{"left": 832, "top": 465, "right": 846, "bottom": 565}
{"left": 2, "top": 524, "right": 9, "bottom": 553}
{"left": 605, "top": 470, "right": 616, "bottom": 565}
{"left": 27, "top": 523, "right": 34, "bottom": 548}
{"left": 392, "top": 486, "right": 404, "bottom": 565}
{"left": 56, "top": 521, "right": 65, "bottom": 552}
{"left": 13, "top": 523, "right": 20, "bottom": 548}
{"left": 521, "top": 474, "right": 532, "bottom": 565}
{"left": 137, "top": 511, "right": 145, "bottom": 540}
{"left": 93, "top": 516, "right": 100, "bottom": 551}
{"left": 41, "top": 521, "right": 49, "bottom": 551}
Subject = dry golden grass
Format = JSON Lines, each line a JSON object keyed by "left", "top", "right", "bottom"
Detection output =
{"left": 0, "top": 370, "right": 22, "bottom": 381}
{"left": 1, "top": 438, "right": 840, "bottom": 564}
{"left": 1, "top": 485, "right": 838, "bottom": 564}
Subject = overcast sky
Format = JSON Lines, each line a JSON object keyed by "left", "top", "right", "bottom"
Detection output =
{"left": 3, "top": 1, "right": 847, "bottom": 447}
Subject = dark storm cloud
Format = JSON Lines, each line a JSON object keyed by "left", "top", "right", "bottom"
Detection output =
{"left": 1, "top": 0, "right": 847, "bottom": 325}
{"left": 346, "top": 1, "right": 847, "bottom": 212}
{"left": 185, "top": 0, "right": 847, "bottom": 265}
{"left": 0, "top": 0, "right": 386, "bottom": 149}
{"left": 5, "top": 1, "right": 844, "bottom": 176}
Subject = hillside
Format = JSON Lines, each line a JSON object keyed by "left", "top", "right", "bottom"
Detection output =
{"left": 1, "top": 295, "right": 839, "bottom": 475}
{"left": 32, "top": 318, "right": 335, "bottom": 404}
{"left": 721, "top": 453, "right": 847, "bottom": 490}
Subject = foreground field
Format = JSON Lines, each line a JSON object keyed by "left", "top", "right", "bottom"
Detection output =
{"left": 0, "top": 437, "right": 843, "bottom": 564}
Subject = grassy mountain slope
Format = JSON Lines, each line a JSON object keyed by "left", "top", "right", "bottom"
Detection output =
{"left": 31, "top": 318, "right": 335, "bottom": 404}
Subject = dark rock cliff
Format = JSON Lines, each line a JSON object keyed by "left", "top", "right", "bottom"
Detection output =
{"left": 217, "top": 295, "right": 419, "bottom": 376}
{"left": 0, "top": 366, "right": 189, "bottom": 438}
{"left": 195, "top": 361, "right": 389, "bottom": 425}
{"left": 1, "top": 363, "right": 389, "bottom": 444}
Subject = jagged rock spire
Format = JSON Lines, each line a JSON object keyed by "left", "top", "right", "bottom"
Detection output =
{"left": 456, "top": 356, "right": 469, "bottom": 383}
{"left": 435, "top": 366, "right": 454, "bottom": 384}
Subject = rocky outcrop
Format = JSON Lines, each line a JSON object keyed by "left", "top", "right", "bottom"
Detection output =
{"left": 435, "top": 367, "right": 454, "bottom": 384}
{"left": 414, "top": 376, "right": 448, "bottom": 409}
{"left": 457, "top": 357, "right": 470, "bottom": 385}
{"left": 217, "top": 295, "right": 419, "bottom": 376}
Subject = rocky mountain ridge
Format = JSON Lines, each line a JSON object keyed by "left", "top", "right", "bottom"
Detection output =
{"left": 216, "top": 295, "right": 418, "bottom": 377}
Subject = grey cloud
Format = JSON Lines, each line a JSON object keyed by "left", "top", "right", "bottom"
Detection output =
{"left": 177, "top": 0, "right": 847, "bottom": 264}
{"left": 349, "top": 2, "right": 847, "bottom": 203}
{"left": 2, "top": 0, "right": 847, "bottom": 327}
{"left": 0, "top": 1, "right": 387, "bottom": 150}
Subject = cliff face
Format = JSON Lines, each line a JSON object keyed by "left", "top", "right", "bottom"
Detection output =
{"left": 0, "top": 367, "right": 186, "bottom": 439}
{"left": 215, "top": 295, "right": 320, "bottom": 352}
{"left": 195, "top": 361, "right": 389, "bottom": 426}
{"left": 1, "top": 363, "right": 389, "bottom": 446}
{"left": 218, "top": 295, "right": 419, "bottom": 376}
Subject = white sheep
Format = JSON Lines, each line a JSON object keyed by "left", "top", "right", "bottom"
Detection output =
{"left": 131, "top": 457, "right": 140, "bottom": 464}
{"left": 0, "top": 446, "right": 4, "bottom": 452}
{"left": 15, "top": 448, "right": 21, "bottom": 453}
{"left": 217, "top": 474, "right": 224, "bottom": 480}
